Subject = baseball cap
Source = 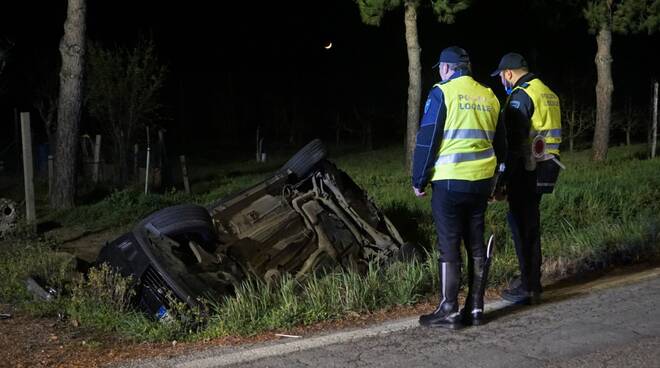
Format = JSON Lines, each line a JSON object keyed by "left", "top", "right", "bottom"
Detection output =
{"left": 433, "top": 46, "right": 470, "bottom": 67}
{"left": 490, "top": 52, "right": 528, "bottom": 76}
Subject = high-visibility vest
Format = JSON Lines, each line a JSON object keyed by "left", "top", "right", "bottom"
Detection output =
{"left": 431, "top": 76, "right": 500, "bottom": 182}
{"left": 513, "top": 79, "right": 561, "bottom": 155}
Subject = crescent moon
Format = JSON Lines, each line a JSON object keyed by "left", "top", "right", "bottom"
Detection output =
{"left": 324, "top": 42, "right": 333, "bottom": 50}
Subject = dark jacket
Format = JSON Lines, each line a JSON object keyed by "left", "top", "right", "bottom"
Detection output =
{"left": 500, "top": 72, "right": 536, "bottom": 184}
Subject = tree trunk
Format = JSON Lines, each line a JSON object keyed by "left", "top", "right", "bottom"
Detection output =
{"left": 51, "top": 0, "right": 86, "bottom": 209}
{"left": 591, "top": 26, "right": 613, "bottom": 161}
{"left": 403, "top": 2, "right": 421, "bottom": 172}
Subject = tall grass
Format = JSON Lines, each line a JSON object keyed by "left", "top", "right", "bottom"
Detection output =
{"left": 197, "top": 254, "right": 437, "bottom": 339}
{"left": 0, "top": 233, "right": 75, "bottom": 314}
{"left": 65, "top": 263, "right": 194, "bottom": 341}
{"left": 336, "top": 144, "right": 660, "bottom": 282}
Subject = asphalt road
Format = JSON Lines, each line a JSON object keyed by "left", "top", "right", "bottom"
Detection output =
{"left": 118, "top": 267, "right": 660, "bottom": 368}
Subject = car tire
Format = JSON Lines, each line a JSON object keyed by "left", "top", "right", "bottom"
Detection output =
{"left": 136, "top": 204, "right": 216, "bottom": 248}
{"left": 279, "top": 139, "right": 327, "bottom": 178}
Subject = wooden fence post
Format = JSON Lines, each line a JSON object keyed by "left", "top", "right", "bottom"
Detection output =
{"left": 133, "top": 143, "right": 139, "bottom": 178}
{"left": 20, "top": 112, "right": 36, "bottom": 228}
{"left": 144, "top": 126, "right": 151, "bottom": 194}
{"left": 48, "top": 155, "right": 54, "bottom": 197}
{"left": 158, "top": 129, "right": 165, "bottom": 168}
{"left": 256, "top": 127, "right": 261, "bottom": 162}
{"left": 92, "top": 134, "right": 101, "bottom": 183}
{"left": 652, "top": 81, "right": 658, "bottom": 159}
{"left": 180, "top": 155, "right": 191, "bottom": 194}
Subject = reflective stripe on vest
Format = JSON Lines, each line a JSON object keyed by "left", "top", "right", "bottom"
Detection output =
{"left": 435, "top": 148, "right": 495, "bottom": 165}
{"left": 443, "top": 129, "right": 495, "bottom": 140}
{"left": 431, "top": 76, "right": 500, "bottom": 181}
{"left": 513, "top": 79, "right": 562, "bottom": 155}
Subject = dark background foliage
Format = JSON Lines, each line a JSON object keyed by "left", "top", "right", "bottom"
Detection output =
{"left": 0, "top": 0, "right": 658, "bottom": 164}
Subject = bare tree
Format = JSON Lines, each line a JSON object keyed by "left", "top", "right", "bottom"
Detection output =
{"left": 561, "top": 94, "right": 594, "bottom": 152}
{"left": 51, "top": 0, "right": 86, "bottom": 209}
{"left": 85, "top": 37, "right": 167, "bottom": 184}
{"left": 33, "top": 63, "right": 60, "bottom": 150}
{"left": 612, "top": 96, "right": 643, "bottom": 146}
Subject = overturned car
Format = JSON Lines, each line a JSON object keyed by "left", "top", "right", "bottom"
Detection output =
{"left": 97, "top": 140, "right": 407, "bottom": 318}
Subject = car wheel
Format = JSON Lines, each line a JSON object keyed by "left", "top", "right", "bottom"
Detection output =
{"left": 279, "top": 139, "right": 327, "bottom": 178}
{"left": 136, "top": 204, "right": 216, "bottom": 249}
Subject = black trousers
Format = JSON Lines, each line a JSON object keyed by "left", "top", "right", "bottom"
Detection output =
{"left": 507, "top": 169, "right": 543, "bottom": 292}
{"left": 431, "top": 182, "right": 488, "bottom": 263}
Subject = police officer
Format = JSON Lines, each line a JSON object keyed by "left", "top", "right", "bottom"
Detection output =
{"left": 413, "top": 46, "right": 504, "bottom": 329}
{"left": 491, "top": 52, "right": 562, "bottom": 305}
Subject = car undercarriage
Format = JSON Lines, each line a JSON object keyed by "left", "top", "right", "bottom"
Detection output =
{"left": 97, "top": 140, "right": 408, "bottom": 318}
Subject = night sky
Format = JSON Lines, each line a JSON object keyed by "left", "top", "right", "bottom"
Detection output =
{"left": 1, "top": 0, "right": 658, "bottom": 163}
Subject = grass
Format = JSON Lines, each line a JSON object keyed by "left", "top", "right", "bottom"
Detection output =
{"left": 50, "top": 190, "right": 188, "bottom": 232}
{"left": 65, "top": 263, "right": 197, "bottom": 341}
{"left": 0, "top": 230, "right": 75, "bottom": 315}
{"left": 1, "top": 143, "right": 659, "bottom": 342}
{"left": 197, "top": 255, "right": 435, "bottom": 339}
{"left": 332, "top": 144, "right": 660, "bottom": 285}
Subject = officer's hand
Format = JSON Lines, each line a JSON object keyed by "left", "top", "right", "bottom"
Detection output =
{"left": 489, "top": 185, "right": 506, "bottom": 202}
{"left": 413, "top": 186, "right": 426, "bottom": 197}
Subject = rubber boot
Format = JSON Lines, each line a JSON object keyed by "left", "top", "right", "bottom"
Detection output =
{"left": 461, "top": 257, "right": 486, "bottom": 326}
{"left": 419, "top": 261, "right": 462, "bottom": 329}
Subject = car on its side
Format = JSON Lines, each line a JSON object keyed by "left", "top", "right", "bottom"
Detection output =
{"left": 97, "top": 140, "right": 409, "bottom": 319}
